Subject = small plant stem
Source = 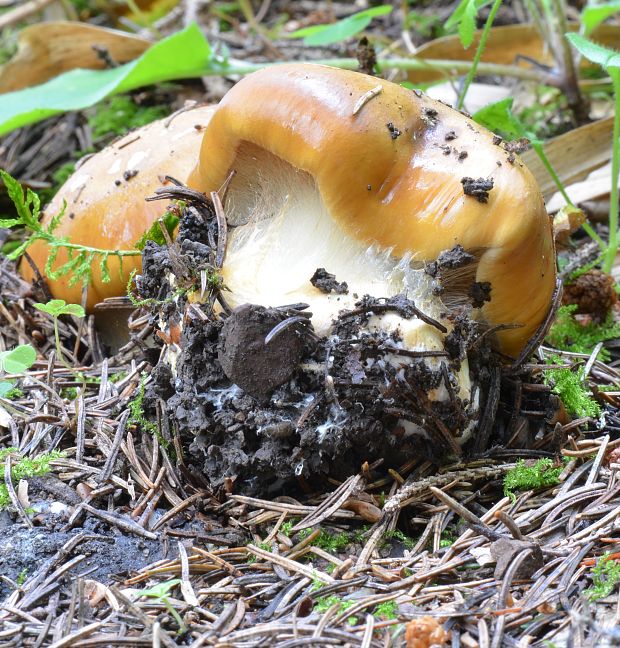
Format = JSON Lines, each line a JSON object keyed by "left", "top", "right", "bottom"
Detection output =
{"left": 531, "top": 142, "right": 605, "bottom": 250}
{"left": 164, "top": 599, "right": 187, "bottom": 634}
{"left": 603, "top": 70, "right": 620, "bottom": 273}
{"left": 53, "top": 317, "right": 71, "bottom": 372}
{"left": 456, "top": 0, "right": 504, "bottom": 111}
{"left": 522, "top": 0, "right": 546, "bottom": 43}
{"left": 545, "top": 0, "right": 588, "bottom": 122}
{"left": 217, "top": 56, "right": 547, "bottom": 84}
{"left": 45, "top": 237, "right": 141, "bottom": 258}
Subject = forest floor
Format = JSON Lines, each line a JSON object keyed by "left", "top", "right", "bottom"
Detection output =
{"left": 1, "top": 1, "right": 620, "bottom": 646}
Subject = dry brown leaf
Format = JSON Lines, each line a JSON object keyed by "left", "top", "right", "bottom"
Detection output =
{"left": 341, "top": 497, "right": 382, "bottom": 522}
{"left": 407, "top": 23, "right": 620, "bottom": 83}
{"left": 553, "top": 204, "right": 586, "bottom": 244}
{"left": 522, "top": 117, "right": 613, "bottom": 202}
{"left": 547, "top": 162, "right": 613, "bottom": 213}
{"left": 405, "top": 616, "right": 450, "bottom": 648}
{"left": 0, "top": 21, "right": 151, "bottom": 93}
{"left": 16, "top": 479, "right": 29, "bottom": 509}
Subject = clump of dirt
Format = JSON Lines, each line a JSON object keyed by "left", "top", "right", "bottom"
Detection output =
{"left": 468, "top": 281, "right": 492, "bottom": 308}
{"left": 356, "top": 36, "right": 377, "bottom": 76}
{"left": 218, "top": 304, "right": 309, "bottom": 399}
{"left": 425, "top": 244, "right": 475, "bottom": 278}
{"left": 460, "top": 176, "right": 494, "bottom": 203}
{"left": 310, "top": 267, "right": 349, "bottom": 295}
{"left": 137, "top": 199, "right": 492, "bottom": 496}
{"left": 562, "top": 269, "right": 617, "bottom": 322}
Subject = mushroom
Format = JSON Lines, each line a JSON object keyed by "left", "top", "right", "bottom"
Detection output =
{"left": 184, "top": 64, "right": 556, "bottom": 416}
{"left": 20, "top": 104, "right": 216, "bottom": 309}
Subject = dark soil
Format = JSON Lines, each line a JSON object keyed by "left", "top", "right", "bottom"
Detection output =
{"left": 460, "top": 176, "right": 494, "bottom": 203}
{"left": 309, "top": 267, "right": 349, "bottom": 295}
{"left": 139, "top": 207, "right": 495, "bottom": 497}
{"left": 0, "top": 482, "right": 163, "bottom": 600}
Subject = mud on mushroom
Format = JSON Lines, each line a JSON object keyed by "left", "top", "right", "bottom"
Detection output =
{"left": 130, "top": 185, "right": 551, "bottom": 497}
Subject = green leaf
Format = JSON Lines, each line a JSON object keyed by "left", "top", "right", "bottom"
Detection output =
{"left": 68, "top": 251, "right": 93, "bottom": 288}
{"left": 582, "top": 2, "right": 620, "bottom": 36}
{"left": 566, "top": 32, "right": 620, "bottom": 70}
{"left": 137, "top": 579, "right": 182, "bottom": 599}
{"left": 34, "top": 299, "right": 85, "bottom": 318}
{"left": 0, "top": 381, "right": 14, "bottom": 397}
{"left": 100, "top": 254, "right": 111, "bottom": 283}
{"left": 0, "top": 24, "right": 213, "bottom": 137}
{"left": 473, "top": 98, "right": 526, "bottom": 140}
{"left": 445, "top": 0, "right": 492, "bottom": 48}
{"left": 459, "top": 0, "right": 478, "bottom": 49}
{"left": 135, "top": 211, "right": 180, "bottom": 250}
{"left": 288, "top": 5, "right": 393, "bottom": 46}
{"left": 0, "top": 345, "right": 37, "bottom": 374}
{"left": 60, "top": 303, "right": 86, "bottom": 318}
{"left": 0, "top": 170, "right": 39, "bottom": 229}
{"left": 6, "top": 238, "right": 33, "bottom": 262}
{"left": 45, "top": 251, "right": 78, "bottom": 280}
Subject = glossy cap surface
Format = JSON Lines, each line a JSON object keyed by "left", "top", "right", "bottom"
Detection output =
{"left": 21, "top": 105, "right": 216, "bottom": 309}
{"left": 188, "top": 64, "right": 556, "bottom": 356}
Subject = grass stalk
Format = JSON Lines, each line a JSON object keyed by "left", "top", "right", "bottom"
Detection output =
{"left": 603, "top": 70, "right": 620, "bottom": 273}
{"left": 456, "top": 0, "right": 504, "bottom": 110}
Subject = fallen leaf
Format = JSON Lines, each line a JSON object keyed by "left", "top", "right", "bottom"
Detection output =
{"left": 553, "top": 204, "right": 586, "bottom": 244}
{"left": 407, "top": 23, "right": 620, "bottom": 83}
{"left": 0, "top": 22, "right": 151, "bottom": 93}
{"left": 522, "top": 116, "right": 613, "bottom": 201}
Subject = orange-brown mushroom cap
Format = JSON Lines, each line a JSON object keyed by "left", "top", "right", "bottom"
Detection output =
{"left": 188, "top": 64, "right": 556, "bottom": 358}
{"left": 20, "top": 105, "right": 216, "bottom": 309}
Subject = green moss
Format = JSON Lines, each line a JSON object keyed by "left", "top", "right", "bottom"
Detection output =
{"left": 88, "top": 95, "right": 168, "bottom": 140}
{"left": 584, "top": 553, "right": 620, "bottom": 601}
{"left": 128, "top": 373, "right": 163, "bottom": 443}
{"left": 314, "top": 595, "right": 357, "bottom": 624}
{"left": 503, "top": 458, "right": 565, "bottom": 499}
{"left": 352, "top": 524, "right": 371, "bottom": 543}
{"left": 374, "top": 600, "right": 398, "bottom": 620}
{"left": 543, "top": 358, "right": 601, "bottom": 418}
{"left": 0, "top": 448, "right": 64, "bottom": 509}
{"left": 16, "top": 568, "right": 27, "bottom": 586}
{"left": 279, "top": 519, "right": 298, "bottom": 537}
{"left": 2, "top": 386, "right": 23, "bottom": 400}
{"left": 546, "top": 304, "right": 620, "bottom": 362}
{"left": 439, "top": 530, "right": 456, "bottom": 548}
{"left": 382, "top": 529, "right": 416, "bottom": 550}
{"left": 297, "top": 528, "right": 351, "bottom": 553}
